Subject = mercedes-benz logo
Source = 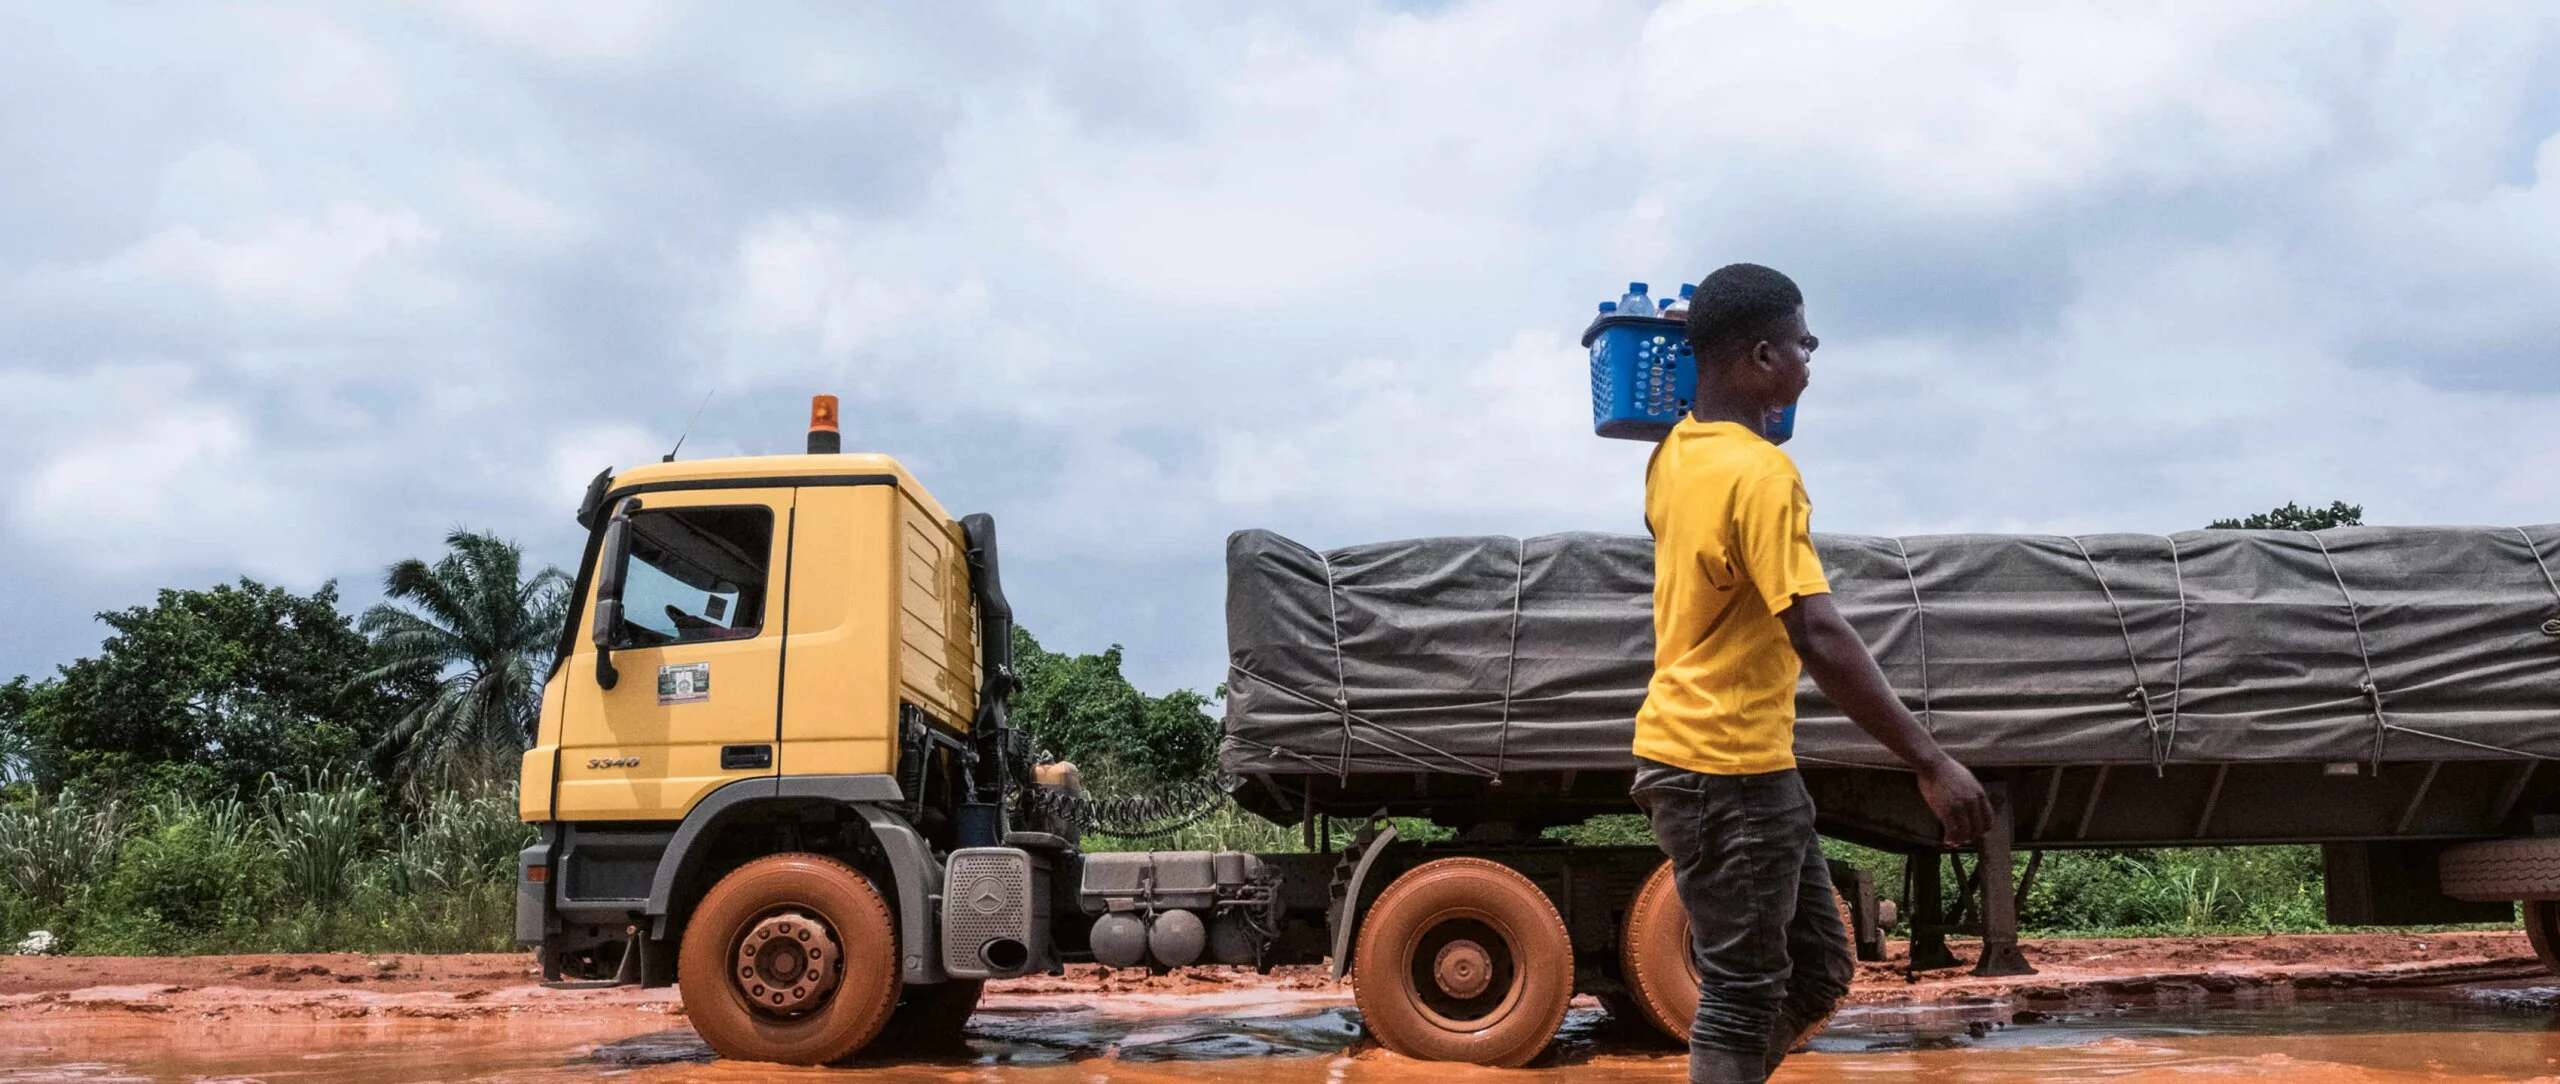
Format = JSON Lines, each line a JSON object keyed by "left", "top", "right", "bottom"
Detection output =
{"left": 968, "top": 879, "right": 1005, "bottom": 915}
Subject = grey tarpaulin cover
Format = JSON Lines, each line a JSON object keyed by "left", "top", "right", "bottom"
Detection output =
{"left": 1220, "top": 526, "right": 2560, "bottom": 778}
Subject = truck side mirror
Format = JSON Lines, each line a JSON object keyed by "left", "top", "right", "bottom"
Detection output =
{"left": 590, "top": 499, "right": 639, "bottom": 689}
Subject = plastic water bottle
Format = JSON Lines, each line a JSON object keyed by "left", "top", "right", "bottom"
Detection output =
{"left": 1618, "top": 282, "right": 1655, "bottom": 317}
{"left": 1597, "top": 301, "right": 1619, "bottom": 316}
{"left": 1660, "top": 283, "right": 1695, "bottom": 318}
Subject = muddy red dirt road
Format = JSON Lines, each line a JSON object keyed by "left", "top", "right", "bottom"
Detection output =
{"left": 2, "top": 932, "right": 2554, "bottom": 1081}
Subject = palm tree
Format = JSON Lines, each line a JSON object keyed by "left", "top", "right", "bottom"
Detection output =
{"left": 358, "top": 530, "right": 569, "bottom": 788}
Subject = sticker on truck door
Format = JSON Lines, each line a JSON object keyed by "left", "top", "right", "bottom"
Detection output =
{"left": 658, "top": 662, "right": 711, "bottom": 704}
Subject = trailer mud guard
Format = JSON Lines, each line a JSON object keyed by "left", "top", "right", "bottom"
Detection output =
{"left": 1326, "top": 821, "right": 1400, "bottom": 980}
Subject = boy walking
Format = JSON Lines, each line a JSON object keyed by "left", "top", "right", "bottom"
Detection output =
{"left": 1634, "top": 263, "right": 1993, "bottom": 1083}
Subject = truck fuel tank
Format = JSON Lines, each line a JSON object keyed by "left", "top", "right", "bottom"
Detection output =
{"left": 1076, "top": 850, "right": 1268, "bottom": 914}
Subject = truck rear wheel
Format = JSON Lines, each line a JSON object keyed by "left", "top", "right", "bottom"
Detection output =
{"left": 1351, "top": 857, "right": 1572, "bottom": 1067}
{"left": 678, "top": 853, "right": 904, "bottom": 1065}
{"left": 1618, "top": 858, "right": 1852, "bottom": 1049}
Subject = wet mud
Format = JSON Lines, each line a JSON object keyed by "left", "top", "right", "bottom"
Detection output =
{"left": 2, "top": 934, "right": 2554, "bottom": 1081}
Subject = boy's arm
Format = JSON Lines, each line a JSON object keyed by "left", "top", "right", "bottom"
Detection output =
{"left": 1780, "top": 594, "right": 1995, "bottom": 845}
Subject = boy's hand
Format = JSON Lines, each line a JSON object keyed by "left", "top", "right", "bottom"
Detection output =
{"left": 1916, "top": 755, "right": 1994, "bottom": 846}
{"left": 1785, "top": 594, "right": 2001, "bottom": 847}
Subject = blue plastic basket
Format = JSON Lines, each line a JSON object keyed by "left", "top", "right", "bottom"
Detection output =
{"left": 1583, "top": 314, "right": 1694, "bottom": 440}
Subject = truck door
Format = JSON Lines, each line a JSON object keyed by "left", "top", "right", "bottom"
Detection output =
{"left": 554, "top": 487, "right": 793, "bottom": 820}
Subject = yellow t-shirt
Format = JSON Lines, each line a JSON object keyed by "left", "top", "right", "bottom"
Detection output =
{"left": 1633, "top": 418, "right": 1832, "bottom": 776}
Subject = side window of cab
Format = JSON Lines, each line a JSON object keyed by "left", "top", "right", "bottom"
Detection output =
{"left": 611, "top": 506, "right": 775, "bottom": 648}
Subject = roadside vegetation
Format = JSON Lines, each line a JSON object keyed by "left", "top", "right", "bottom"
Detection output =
{"left": 0, "top": 529, "right": 555, "bottom": 955}
{"left": 0, "top": 499, "right": 2434, "bottom": 954}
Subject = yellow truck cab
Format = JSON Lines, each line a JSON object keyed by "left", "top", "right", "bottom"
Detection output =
{"left": 524, "top": 449, "right": 982, "bottom": 825}
{"left": 517, "top": 397, "right": 1046, "bottom": 1062}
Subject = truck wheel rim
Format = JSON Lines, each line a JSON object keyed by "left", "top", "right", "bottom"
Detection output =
{"left": 1406, "top": 913, "right": 1523, "bottom": 1030}
{"left": 733, "top": 909, "right": 842, "bottom": 1015}
{"left": 1433, "top": 939, "right": 1494, "bottom": 999}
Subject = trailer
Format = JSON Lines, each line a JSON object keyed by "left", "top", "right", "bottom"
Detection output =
{"left": 514, "top": 395, "right": 2560, "bottom": 1068}
{"left": 1221, "top": 526, "right": 2560, "bottom": 982}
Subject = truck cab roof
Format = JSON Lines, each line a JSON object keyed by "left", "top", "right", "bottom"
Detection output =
{"left": 602, "top": 453, "right": 959, "bottom": 526}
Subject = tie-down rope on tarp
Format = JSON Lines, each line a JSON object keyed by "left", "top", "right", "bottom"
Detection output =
{"left": 1890, "top": 537, "right": 1935, "bottom": 735}
{"left": 2065, "top": 535, "right": 2188, "bottom": 776}
{"left": 2304, "top": 530, "right": 2392, "bottom": 771}
{"left": 1319, "top": 549, "right": 1355, "bottom": 781}
{"left": 1492, "top": 537, "right": 1526, "bottom": 781}
{"left": 1228, "top": 661, "right": 1504, "bottom": 779}
{"left": 2308, "top": 526, "right": 2560, "bottom": 767}
{"left": 2523, "top": 526, "right": 2560, "bottom": 638}
{"left": 1240, "top": 527, "right": 2560, "bottom": 779}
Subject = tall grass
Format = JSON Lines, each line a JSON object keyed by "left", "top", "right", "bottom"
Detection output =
{"left": 263, "top": 771, "right": 379, "bottom": 907}
{"left": 385, "top": 786, "right": 531, "bottom": 895}
{"left": 0, "top": 775, "right": 529, "bottom": 955}
{"left": 0, "top": 796, "right": 122, "bottom": 913}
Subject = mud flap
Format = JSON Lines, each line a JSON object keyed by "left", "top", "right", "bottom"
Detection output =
{"left": 1325, "top": 817, "right": 1400, "bottom": 980}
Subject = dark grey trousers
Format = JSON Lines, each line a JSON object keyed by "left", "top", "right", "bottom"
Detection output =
{"left": 1632, "top": 760, "right": 1855, "bottom": 1084}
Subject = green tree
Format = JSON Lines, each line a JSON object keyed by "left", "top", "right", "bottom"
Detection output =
{"left": 0, "top": 580, "right": 402, "bottom": 798}
{"left": 2209, "top": 500, "right": 2364, "bottom": 531}
{"left": 1009, "top": 628, "right": 1218, "bottom": 785}
{"left": 357, "top": 531, "right": 569, "bottom": 789}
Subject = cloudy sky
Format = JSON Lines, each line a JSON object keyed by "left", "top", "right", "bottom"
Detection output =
{"left": 4, "top": 2, "right": 2557, "bottom": 695}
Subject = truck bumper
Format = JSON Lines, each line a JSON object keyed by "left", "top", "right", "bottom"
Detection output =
{"left": 516, "top": 837, "right": 556, "bottom": 946}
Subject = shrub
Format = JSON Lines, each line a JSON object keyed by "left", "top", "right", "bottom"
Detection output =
{"left": 83, "top": 794, "right": 275, "bottom": 949}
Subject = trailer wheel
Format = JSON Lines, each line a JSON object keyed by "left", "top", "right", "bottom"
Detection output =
{"left": 2526, "top": 901, "right": 2560, "bottom": 978}
{"left": 2439, "top": 837, "right": 2560, "bottom": 901}
{"left": 678, "top": 853, "right": 903, "bottom": 1065}
{"left": 1351, "top": 857, "right": 1572, "bottom": 1067}
{"left": 1618, "top": 859, "right": 1853, "bottom": 1049}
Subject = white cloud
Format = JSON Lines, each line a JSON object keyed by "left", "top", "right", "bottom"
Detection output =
{"left": 430, "top": 0, "right": 680, "bottom": 63}
{"left": 4, "top": 1, "right": 2558, "bottom": 695}
{"left": 5, "top": 365, "right": 300, "bottom": 575}
{"left": 44, "top": 203, "right": 442, "bottom": 317}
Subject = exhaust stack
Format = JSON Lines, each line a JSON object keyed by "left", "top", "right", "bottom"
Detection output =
{"left": 807, "top": 394, "right": 841, "bottom": 454}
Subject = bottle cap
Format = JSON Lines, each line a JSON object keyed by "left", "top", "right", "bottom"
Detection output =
{"left": 1680, "top": 283, "right": 1696, "bottom": 299}
{"left": 1628, "top": 282, "right": 1648, "bottom": 293}
{"left": 1599, "top": 301, "right": 1617, "bottom": 313}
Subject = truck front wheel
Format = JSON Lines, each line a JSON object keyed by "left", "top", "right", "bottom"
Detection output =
{"left": 678, "top": 853, "right": 904, "bottom": 1065}
{"left": 1351, "top": 857, "right": 1573, "bottom": 1067}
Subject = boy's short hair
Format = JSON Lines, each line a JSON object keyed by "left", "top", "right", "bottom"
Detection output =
{"left": 1686, "top": 263, "right": 1803, "bottom": 365}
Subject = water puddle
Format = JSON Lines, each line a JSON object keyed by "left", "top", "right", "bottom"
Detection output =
{"left": 8, "top": 984, "right": 2560, "bottom": 1082}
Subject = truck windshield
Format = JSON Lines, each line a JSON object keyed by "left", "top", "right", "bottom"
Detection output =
{"left": 611, "top": 506, "right": 774, "bottom": 647}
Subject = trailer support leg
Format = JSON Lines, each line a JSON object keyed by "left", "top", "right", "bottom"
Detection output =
{"left": 1972, "top": 782, "right": 2036, "bottom": 978}
{"left": 1905, "top": 850, "right": 1962, "bottom": 974}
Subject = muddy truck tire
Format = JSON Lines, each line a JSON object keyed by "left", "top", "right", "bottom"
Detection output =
{"left": 1617, "top": 859, "right": 1851, "bottom": 1049}
{"left": 1351, "top": 857, "right": 1573, "bottom": 1067}
{"left": 678, "top": 853, "right": 904, "bottom": 1065}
